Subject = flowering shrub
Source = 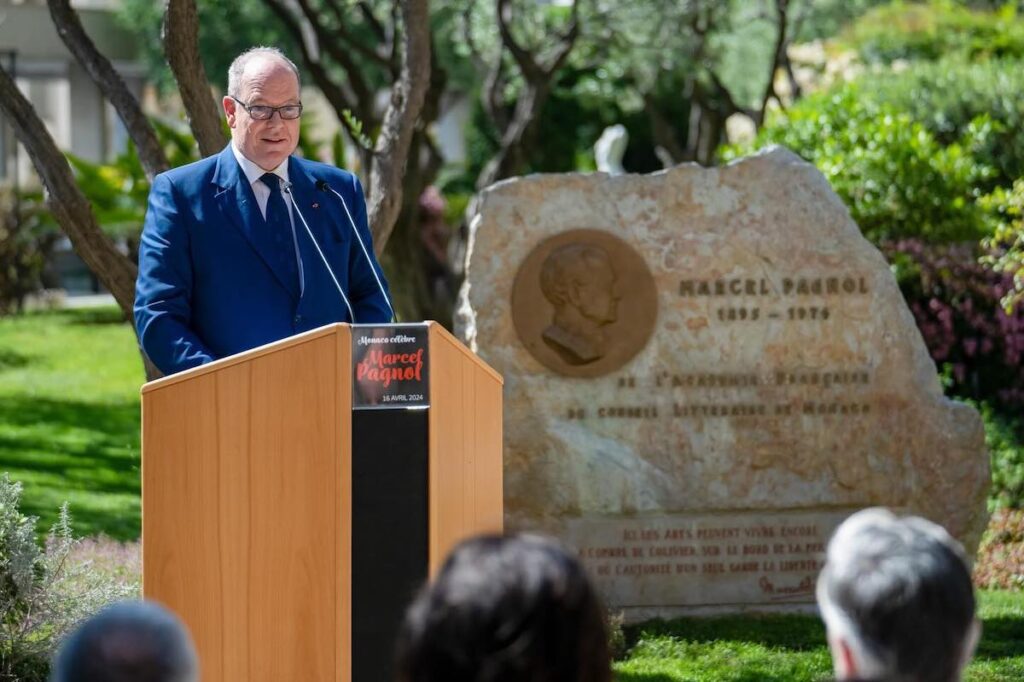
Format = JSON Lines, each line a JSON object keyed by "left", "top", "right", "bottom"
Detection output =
{"left": 974, "top": 509, "right": 1024, "bottom": 590}
{"left": 884, "top": 239, "right": 1024, "bottom": 412}
{"left": 0, "top": 475, "right": 137, "bottom": 681}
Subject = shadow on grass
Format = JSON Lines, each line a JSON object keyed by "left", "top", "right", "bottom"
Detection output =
{"left": 617, "top": 673, "right": 807, "bottom": 682}
{"left": 0, "top": 395, "right": 140, "bottom": 540}
{"left": 10, "top": 306, "right": 130, "bottom": 327}
{"left": 617, "top": 606, "right": 1024, "bottom": 677}
{"left": 623, "top": 614, "right": 826, "bottom": 652}
{"left": 0, "top": 347, "right": 33, "bottom": 370}
{"left": 61, "top": 307, "right": 130, "bottom": 326}
{"left": 975, "top": 615, "right": 1024, "bottom": 661}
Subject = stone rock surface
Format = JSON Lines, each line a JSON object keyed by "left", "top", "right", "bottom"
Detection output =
{"left": 456, "top": 147, "right": 989, "bottom": 616}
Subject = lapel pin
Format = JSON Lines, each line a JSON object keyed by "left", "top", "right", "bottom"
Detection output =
{"left": 312, "top": 202, "right": 320, "bottom": 209}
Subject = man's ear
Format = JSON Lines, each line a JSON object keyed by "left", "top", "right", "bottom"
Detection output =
{"left": 829, "top": 635, "right": 859, "bottom": 679}
{"left": 959, "top": 619, "right": 981, "bottom": 673}
{"left": 223, "top": 96, "right": 237, "bottom": 128}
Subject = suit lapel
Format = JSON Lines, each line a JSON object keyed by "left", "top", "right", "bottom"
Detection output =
{"left": 212, "top": 145, "right": 300, "bottom": 300}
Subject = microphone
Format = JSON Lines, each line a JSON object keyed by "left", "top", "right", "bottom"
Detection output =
{"left": 281, "top": 181, "right": 357, "bottom": 324}
{"left": 315, "top": 179, "right": 396, "bottom": 323}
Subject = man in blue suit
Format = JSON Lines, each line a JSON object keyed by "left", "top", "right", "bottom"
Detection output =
{"left": 135, "top": 47, "right": 392, "bottom": 375}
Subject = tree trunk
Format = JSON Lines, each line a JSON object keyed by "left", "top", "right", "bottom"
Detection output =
{"left": 47, "top": 0, "right": 170, "bottom": 180}
{"left": 367, "top": 0, "right": 432, "bottom": 253}
{"left": 164, "top": 0, "right": 227, "bottom": 157}
{"left": 0, "top": 65, "right": 161, "bottom": 380}
{"left": 380, "top": 128, "right": 451, "bottom": 325}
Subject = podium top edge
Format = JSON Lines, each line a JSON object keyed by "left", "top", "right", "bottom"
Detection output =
{"left": 428, "top": 324, "right": 504, "bottom": 385}
{"left": 140, "top": 322, "right": 503, "bottom": 394}
{"left": 141, "top": 324, "right": 351, "bottom": 394}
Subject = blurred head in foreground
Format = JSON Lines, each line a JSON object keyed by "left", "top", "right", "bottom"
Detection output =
{"left": 51, "top": 600, "right": 198, "bottom": 682}
{"left": 816, "top": 508, "right": 979, "bottom": 682}
{"left": 396, "top": 533, "right": 612, "bottom": 682}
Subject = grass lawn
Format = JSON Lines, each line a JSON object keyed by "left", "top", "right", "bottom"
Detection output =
{"left": 615, "top": 590, "right": 1024, "bottom": 681}
{"left": 0, "top": 306, "right": 144, "bottom": 539}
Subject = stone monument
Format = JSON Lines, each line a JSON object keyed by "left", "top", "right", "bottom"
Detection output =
{"left": 456, "top": 147, "right": 991, "bottom": 617}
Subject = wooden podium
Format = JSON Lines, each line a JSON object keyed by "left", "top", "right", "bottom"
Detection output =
{"left": 141, "top": 323, "right": 503, "bottom": 682}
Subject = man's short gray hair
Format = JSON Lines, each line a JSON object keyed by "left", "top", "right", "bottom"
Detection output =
{"left": 816, "top": 508, "right": 977, "bottom": 682}
{"left": 227, "top": 47, "right": 301, "bottom": 98}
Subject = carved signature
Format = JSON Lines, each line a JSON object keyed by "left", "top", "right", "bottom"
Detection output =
{"left": 759, "top": 575, "right": 814, "bottom": 601}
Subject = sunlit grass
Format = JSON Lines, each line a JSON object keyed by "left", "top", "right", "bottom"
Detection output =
{"left": 0, "top": 307, "right": 144, "bottom": 539}
{"left": 614, "top": 591, "right": 1024, "bottom": 681}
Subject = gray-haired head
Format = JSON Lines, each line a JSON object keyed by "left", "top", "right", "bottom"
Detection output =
{"left": 50, "top": 600, "right": 198, "bottom": 682}
{"left": 227, "top": 46, "right": 301, "bottom": 98}
{"left": 816, "top": 508, "right": 979, "bottom": 682}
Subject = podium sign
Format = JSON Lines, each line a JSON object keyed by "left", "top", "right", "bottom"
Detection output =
{"left": 352, "top": 324, "right": 430, "bottom": 410}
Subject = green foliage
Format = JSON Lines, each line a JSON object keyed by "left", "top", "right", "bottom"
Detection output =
{"left": 67, "top": 120, "right": 202, "bottom": 242}
{"left": 340, "top": 109, "right": 373, "bottom": 151}
{"left": 866, "top": 57, "right": 1024, "bottom": 187}
{"left": 981, "top": 179, "right": 1024, "bottom": 310}
{"left": 0, "top": 189, "right": 56, "bottom": 314}
{"left": 841, "top": 0, "right": 1024, "bottom": 64}
{"left": 0, "top": 475, "right": 137, "bottom": 680}
{"left": 981, "top": 404, "right": 1024, "bottom": 510}
{"left": 722, "top": 85, "right": 995, "bottom": 243}
{"left": 116, "top": 0, "right": 299, "bottom": 93}
{"left": 67, "top": 152, "right": 148, "bottom": 241}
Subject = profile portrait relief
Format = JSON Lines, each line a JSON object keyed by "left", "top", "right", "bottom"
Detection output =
{"left": 511, "top": 229, "right": 658, "bottom": 378}
{"left": 539, "top": 245, "right": 621, "bottom": 365}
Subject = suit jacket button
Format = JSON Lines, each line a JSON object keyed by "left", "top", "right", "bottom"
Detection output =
{"left": 294, "top": 314, "right": 302, "bottom": 324}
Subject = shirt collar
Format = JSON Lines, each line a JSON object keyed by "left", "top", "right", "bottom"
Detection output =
{"left": 231, "top": 142, "right": 290, "bottom": 187}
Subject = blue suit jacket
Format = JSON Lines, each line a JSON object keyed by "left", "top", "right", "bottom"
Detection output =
{"left": 134, "top": 145, "right": 392, "bottom": 375}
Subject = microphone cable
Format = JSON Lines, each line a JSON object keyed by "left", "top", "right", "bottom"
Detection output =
{"left": 282, "top": 181, "right": 357, "bottom": 324}
{"left": 316, "top": 179, "right": 396, "bottom": 323}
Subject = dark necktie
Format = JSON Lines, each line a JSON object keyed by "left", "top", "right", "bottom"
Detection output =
{"left": 259, "top": 172, "right": 299, "bottom": 295}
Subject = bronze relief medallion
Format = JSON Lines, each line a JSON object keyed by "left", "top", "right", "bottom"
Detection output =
{"left": 511, "top": 229, "right": 658, "bottom": 378}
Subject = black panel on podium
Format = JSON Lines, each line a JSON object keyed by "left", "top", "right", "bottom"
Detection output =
{"left": 352, "top": 407, "right": 429, "bottom": 682}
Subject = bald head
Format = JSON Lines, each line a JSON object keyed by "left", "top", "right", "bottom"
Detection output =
{"left": 223, "top": 47, "right": 303, "bottom": 170}
{"left": 227, "top": 47, "right": 300, "bottom": 98}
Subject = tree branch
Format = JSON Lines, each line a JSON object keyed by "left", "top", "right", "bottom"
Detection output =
{"left": 163, "top": 0, "right": 227, "bottom": 157}
{"left": 644, "top": 92, "right": 686, "bottom": 166}
{"left": 388, "top": 1, "right": 401, "bottom": 75}
{"left": 291, "top": 0, "right": 374, "bottom": 106}
{"left": 461, "top": 2, "right": 509, "bottom": 130}
{"left": 757, "top": 0, "right": 790, "bottom": 127}
{"left": 460, "top": 1, "right": 485, "bottom": 68}
{"left": 546, "top": 0, "right": 581, "bottom": 71}
{"left": 476, "top": 0, "right": 581, "bottom": 188}
{"left": 496, "top": 0, "right": 542, "bottom": 81}
{"left": 367, "top": 0, "right": 432, "bottom": 252}
{"left": 357, "top": 1, "right": 388, "bottom": 43}
{"left": 705, "top": 68, "right": 757, "bottom": 121}
{"left": 0, "top": 65, "right": 137, "bottom": 319}
{"left": 46, "top": 0, "right": 169, "bottom": 180}
{"left": 262, "top": 0, "right": 373, "bottom": 149}
{"left": 323, "top": 0, "right": 393, "bottom": 69}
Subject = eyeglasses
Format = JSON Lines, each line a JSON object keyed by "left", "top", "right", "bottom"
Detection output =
{"left": 230, "top": 96, "right": 303, "bottom": 121}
